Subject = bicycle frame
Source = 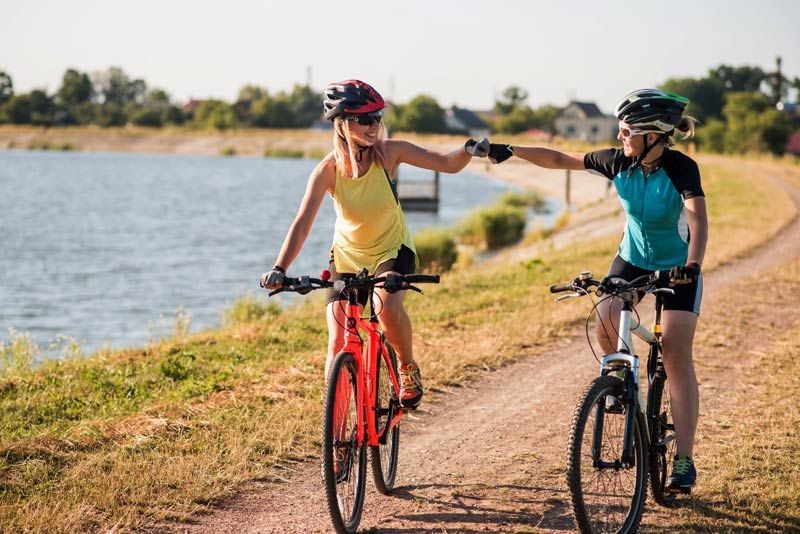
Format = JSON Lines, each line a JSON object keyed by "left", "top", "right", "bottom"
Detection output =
{"left": 338, "top": 291, "right": 403, "bottom": 449}
{"left": 597, "top": 291, "right": 665, "bottom": 466}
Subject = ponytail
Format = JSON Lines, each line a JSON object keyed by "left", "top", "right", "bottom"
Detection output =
{"left": 665, "top": 115, "right": 698, "bottom": 146}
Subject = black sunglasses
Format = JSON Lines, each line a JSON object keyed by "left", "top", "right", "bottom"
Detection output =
{"left": 346, "top": 114, "right": 382, "bottom": 126}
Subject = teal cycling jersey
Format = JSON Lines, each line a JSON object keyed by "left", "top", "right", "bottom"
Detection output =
{"left": 584, "top": 148, "right": 704, "bottom": 271}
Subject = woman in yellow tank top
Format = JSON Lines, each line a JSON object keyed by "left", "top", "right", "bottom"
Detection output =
{"left": 261, "top": 80, "right": 490, "bottom": 409}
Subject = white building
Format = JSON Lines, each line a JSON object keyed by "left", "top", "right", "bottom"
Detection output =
{"left": 555, "top": 101, "right": 618, "bottom": 143}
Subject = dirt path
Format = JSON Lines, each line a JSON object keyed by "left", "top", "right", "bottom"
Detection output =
{"left": 172, "top": 163, "right": 800, "bottom": 533}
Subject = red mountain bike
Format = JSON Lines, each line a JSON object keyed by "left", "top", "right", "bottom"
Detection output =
{"left": 268, "top": 269, "right": 439, "bottom": 534}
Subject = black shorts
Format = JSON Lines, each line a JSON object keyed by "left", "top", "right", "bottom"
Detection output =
{"left": 607, "top": 256, "right": 703, "bottom": 315}
{"left": 326, "top": 245, "right": 417, "bottom": 306}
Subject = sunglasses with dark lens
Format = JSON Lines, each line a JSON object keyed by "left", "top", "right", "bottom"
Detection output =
{"left": 347, "top": 114, "right": 382, "bottom": 126}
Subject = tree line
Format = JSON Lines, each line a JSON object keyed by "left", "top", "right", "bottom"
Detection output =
{"left": 0, "top": 63, "right": 798, "bottom": 154}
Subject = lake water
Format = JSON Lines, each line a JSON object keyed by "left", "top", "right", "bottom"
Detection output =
{"left": 0, "top": 149, "right": 554, "bottom": 355}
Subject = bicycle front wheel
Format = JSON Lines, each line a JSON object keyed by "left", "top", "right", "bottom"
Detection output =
{"left": 648, "top": 366, "right": 677, "bottom": 507}
{"left": 567, "top": 374, "right": 647, "bottom": 534}
{"left": 370, "top": 340, "right": 400, "bottom": 494}
{"left": 322, "top": 352, "right": 367, "bottom": 534}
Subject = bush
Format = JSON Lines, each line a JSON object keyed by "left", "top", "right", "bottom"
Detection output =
{"left": 414, "top": 229, "right": 458, "bottom": 272}
{"left": 459, "top": 204, "right": 527, "bottom": 250}
{"left": 498, "top": 190, "right": 547, "bottom": 212}
{"left": 223, "top": 294, "right": 281, "bottom": 326}
{"left": 264, "top": 147, "right": 304, "bottom": 158}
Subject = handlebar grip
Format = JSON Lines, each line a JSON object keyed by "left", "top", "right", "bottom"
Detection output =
{"left": 550, "top": 283, "right": 574, "bottom": 293}
{"left": 404, "top": 274, "right": 440, "bottom": 284}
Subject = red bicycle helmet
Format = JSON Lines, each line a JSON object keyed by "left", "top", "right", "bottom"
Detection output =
{"left": 323, "top": 80, "right": 385, "bottom": 120}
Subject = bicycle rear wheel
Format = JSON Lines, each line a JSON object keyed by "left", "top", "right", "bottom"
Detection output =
{"left": 567, "top": 374, "right": 647, "bottom": 534}
{"left": 322, "top": 352, "right": 367, "bottom": 534}
{"left": 648, "top": 366, "right": 677, "bottom": 507}
{"left": 370, "top": 340, "right": 400, "bottom": 494}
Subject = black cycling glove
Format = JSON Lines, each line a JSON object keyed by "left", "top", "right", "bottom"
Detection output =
{"left": 669, "top": 262, "right": 700, "bottom": 285}
{"left": 488, "top": 144, "right": 514, "bottom": 164}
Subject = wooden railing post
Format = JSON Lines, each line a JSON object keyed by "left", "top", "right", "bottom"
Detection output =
{"left": 565, "top": 169, "right": 571, "bottom": 207}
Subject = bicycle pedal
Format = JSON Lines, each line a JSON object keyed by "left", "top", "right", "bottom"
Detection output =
{"left": 667, "top": 485, "right": 693, "bottom": 495}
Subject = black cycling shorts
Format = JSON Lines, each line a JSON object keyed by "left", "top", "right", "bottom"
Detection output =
{"left": 326, "top": 245, "right": 417, "bottom": 306}
{"left": 607, "top": 255, "right": 703, "bottom": 315}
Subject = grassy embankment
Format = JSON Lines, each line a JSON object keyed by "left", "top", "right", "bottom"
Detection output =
{"left": 1, "top": 155, "right": 799, "bottom": 531}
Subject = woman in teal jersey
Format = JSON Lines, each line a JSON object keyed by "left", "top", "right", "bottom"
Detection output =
{"left": 488, "top": 89, "right": 707, "bottom": 494}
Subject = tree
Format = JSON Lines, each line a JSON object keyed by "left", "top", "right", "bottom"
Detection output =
{"left": 530, "top": 104, "right": 562, "bottom": 133}
{"left": 288, "top": 84, "right": 321, "bottom": 127}
{"left": 237, "top": 85, "right": 266, "bottom": 102}
{"left": 708, "top": 65, "right": 766, "bottom": 93}
{"left": 6, "top": 94, "right": 32, "bottom": 124}
{"left": 492, "top": 105, "right": 536, "bottom": 134}
{"left": 721, "top": 92, "right": 790, "bottom": 155}
{"left": 0, "top": 70, "right": 13, "bottom": 103}
{"left": 57, "top": 68, "right": 93, "bottom": 106}
{"left": 29, "top": 89, "right": 55, "bottom": 125}
{"left": 93, "top": 67, "right": 146, "bottom": 106}
{"left": 696, "top": 118, "right": 726, "bottom": 153}
{"left": 660, "top": 76, "right": 725, "bottom": 122}
{"left": 393, "top": 95, "right": 447, "bottom": 133}
{"left": 250, "top": 93, "right": 293, "bottom": 128}
{"left": 194, "top": 99, "right": 237, "bottom": 130}
{"left": 494, "top": 86, "right": 528, "bottom": 115}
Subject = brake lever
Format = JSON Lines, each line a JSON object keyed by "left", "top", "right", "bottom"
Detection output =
{"left": 554, "top": 292, "right": 581, "bottom": 303}
{"left": 652, "top": 288, "right": 676, "bottom": 295}
{"left": 407, "top": 285, "right": 422, "bottom": 294}
{"left": 268, "top": 288, "right": 284, "bottom": 297}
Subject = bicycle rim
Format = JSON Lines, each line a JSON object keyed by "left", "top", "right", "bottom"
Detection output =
{"left": 322, "top": 352, "right": 367, "bottom": 534}
{"left": 370, "top": 340, "right": 400, "bottom": 494}
{"left": 567, "top": 375, "right": 647, "bottom": 533}
{"left": 648, "top": 369, "right": 677, "bottom": 507}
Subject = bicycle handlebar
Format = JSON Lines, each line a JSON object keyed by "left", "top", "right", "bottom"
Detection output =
{"left": 267, "top": 271, "right": 440, "bottom": 298}
{"left": 549, "top": 270, "right": 673, "bottom": 298}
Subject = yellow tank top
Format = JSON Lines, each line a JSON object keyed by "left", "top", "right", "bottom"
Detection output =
{"left": 331, "top": 162, "right": 417, "bottom": 274}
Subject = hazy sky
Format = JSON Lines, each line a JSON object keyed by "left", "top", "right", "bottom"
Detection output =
{"left": 1, "top": 0, "right": 798, "bottom": 114}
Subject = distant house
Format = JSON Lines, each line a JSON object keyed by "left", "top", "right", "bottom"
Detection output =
{"left": 445, "top": 106, "right": 490, "bottom": 138}
{"left": 554, "top": 101, "right": 617, "bottom": 143}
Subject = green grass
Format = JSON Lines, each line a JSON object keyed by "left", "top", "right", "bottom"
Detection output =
{"left": 0, "top": 157, "right": 797, "bottom": 531}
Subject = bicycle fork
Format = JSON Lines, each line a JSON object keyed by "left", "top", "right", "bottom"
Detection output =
{"left": 595, "top": 299, "right": 648, "bottom": 468}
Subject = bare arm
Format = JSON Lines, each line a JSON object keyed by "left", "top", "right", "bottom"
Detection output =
{"left": 684, "top": 196, "right": 708, "bottom": 267}
{"left": 510, "top": 145, "right": 586, "bottom": 171}
{"left": 273, "top": 158, "right": 335, "bottom": 271}
{"left": 385, "top": 139, "right": 472, "bottom": 175}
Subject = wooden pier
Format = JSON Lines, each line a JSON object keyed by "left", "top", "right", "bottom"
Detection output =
{"left": 398, "top": 170, "right": 439, "bottom": 212}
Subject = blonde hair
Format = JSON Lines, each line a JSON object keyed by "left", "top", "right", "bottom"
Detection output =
{"left": 665, "top": 115, "right": 698, "bottom": 146}
{"left": 332, "top": 118, "right": 388, "bottom": 178}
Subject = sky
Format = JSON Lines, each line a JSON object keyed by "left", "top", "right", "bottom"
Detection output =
{"left": 1, "top": 0, "right": 799, "bottom": 114}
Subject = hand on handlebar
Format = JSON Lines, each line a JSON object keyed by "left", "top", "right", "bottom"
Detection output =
{"left": 260, "top": 268, "right": 285, "bottom": 290}
{"left": 669, "top": 262, "right": 700, "bottom": 285}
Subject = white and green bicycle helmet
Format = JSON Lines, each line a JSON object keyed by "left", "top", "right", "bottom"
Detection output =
{"left": 614, "top": 89, "right": 690, "bottom": 133}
